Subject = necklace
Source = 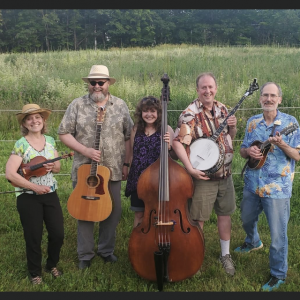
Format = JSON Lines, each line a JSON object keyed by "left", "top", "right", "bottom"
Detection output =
{"left": 145, "top": 128, "right": 155, "bottom": 136}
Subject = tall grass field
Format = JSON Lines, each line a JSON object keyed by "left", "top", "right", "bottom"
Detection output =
{"left": 1, "top": 44, "right": 300, "bottom": 292}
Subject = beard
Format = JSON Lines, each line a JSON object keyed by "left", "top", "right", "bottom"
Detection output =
{"left": 90, "top": 92, "right": 107, "bottom": 103}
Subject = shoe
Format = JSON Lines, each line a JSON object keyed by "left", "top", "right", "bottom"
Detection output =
{"left": 234, "top": 241, "right": 263, "bottom": 253}
{"left": 78, "top": 260, "right": 91, "bottom": 270}
{"left": 219, "top": 254, "right": 235, "bottom": 276}
{"left": 98, "top": 253, "right": 118, "bottom": 263}
{"left": 261, "top": 276, "right": 285, "bottom": 291}
{"left": 45, "top": 266, "right": 62, "bottom": 278}
{"left": 29, "top": 273, "right": 43, "bottom": 285}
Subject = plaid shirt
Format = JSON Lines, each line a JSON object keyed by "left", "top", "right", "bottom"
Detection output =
{"left": 58, "top": 93, "right": 133, "bottom": 181}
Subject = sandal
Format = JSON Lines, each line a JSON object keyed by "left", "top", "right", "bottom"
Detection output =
{"left": 45, "top": 267, "right": 62, "bottom": 278}
{"left": 29, "top": 274, "right": 43, "bottom": 285}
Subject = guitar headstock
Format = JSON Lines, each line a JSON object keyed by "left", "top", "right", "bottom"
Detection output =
{"left": 97, "top": 107, "right": 106, "bottom": 123}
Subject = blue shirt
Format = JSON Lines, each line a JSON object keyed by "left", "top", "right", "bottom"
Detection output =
{"left": 241, "top": 110, "right": 300, "bottom": 198}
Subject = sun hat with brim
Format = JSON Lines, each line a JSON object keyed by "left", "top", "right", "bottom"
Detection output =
{"left": 82, "top": 65, "right": 116, "bottom": 85}
{"left": 16, "top": 104, "right": 52, "bottom": 125}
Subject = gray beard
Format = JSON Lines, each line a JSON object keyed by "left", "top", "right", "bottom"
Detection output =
{"left": 90, "top": 92, "right": 106, "bottom": 103}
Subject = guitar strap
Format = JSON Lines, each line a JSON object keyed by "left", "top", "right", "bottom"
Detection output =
{"left": 241, "top": 159, "right": 248, "bottom": 178}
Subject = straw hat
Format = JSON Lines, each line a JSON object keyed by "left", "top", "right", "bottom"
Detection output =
{"left": 16, "top": 104, "right": 52, "bottom": 125}
{"left": 82, "top": 65, "right": 116, "bottom": 85}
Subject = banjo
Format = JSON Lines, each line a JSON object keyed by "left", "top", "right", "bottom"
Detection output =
{"left": 189, "top": 78, "right": 259, "bottom": 176}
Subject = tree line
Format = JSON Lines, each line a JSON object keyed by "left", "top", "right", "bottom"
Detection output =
{"left": 0, "top": 9, "right": 300, "bottom": 52}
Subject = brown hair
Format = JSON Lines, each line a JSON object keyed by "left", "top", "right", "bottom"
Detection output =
{"left": 134, "top": 96, "right": 162, "bottom": 132}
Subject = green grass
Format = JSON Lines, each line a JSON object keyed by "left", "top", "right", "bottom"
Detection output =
{"left": 1, "top": 44, "right": 300, "bottom": 292}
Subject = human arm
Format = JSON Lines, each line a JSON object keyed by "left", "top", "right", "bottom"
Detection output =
{"left": 269, "top": 131, "right": 300, "bottom": 161}
{"left": 122, "top": 137, "right": 132, "bottom": 180}
{"left": 172, "top": 140, "right": 210, "bottom": 180}
{"left": 240, "top": 145, "right": 263, "bottom": 160}
{"left": 5, "top": 154, "right": 51, "bottom": 194}
{"left": 164, "top": 125, "right": 178, "bottom": 160}
{"left": 59, "top": 133, "right": 101, "bottom": 162}
{"left": 42, "top": 149, "right": 61, "bottom": 173}
{"left": 227, "top": 115, "right": 237, "bottom": 140}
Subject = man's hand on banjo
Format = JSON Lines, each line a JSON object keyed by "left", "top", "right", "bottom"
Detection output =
{"left": 187, "top": 167, "right": 210, "bottom": 181}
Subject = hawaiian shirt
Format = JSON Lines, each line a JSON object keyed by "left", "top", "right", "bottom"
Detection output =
{"left": 11, "top": 135, "right": 58, "bottom": 197}
{"left": 58, "top": 93, "right": 133, "bottom": 181}
{"left": 241, "top": 110, "right": 300, "bottom": 198}
{"left": 174, "top": 98, "right": 234, "bottom": 180}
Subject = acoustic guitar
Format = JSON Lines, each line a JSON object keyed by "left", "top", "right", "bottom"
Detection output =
{"left": 67, "top": 107, "right": 112, "bottom": 222}
{"left": 247, "top": 123, "right": 299, "bottom": 170}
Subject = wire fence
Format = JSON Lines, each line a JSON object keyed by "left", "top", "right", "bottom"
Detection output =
{"left": 1, "top": 106, "right": 300, "bottom": 176}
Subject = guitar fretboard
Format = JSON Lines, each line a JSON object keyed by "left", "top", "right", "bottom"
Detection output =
{"left": 210, "top": 78, "right": 259, "bottom": 142}
{"left": 90, "top": 108, "right": 105, "bottom": 176}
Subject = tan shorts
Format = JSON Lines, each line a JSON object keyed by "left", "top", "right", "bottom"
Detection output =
{"left": 189, "top": 175, "right": 236, "bottom": 221}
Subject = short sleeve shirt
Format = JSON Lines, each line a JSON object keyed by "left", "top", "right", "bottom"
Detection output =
{"left": 241, "top": 110, "right": 300, "bottom": 198}
{"left": 11, "top": 135, "right": 58, "bottom": 197}
{"left": 57, "top": 94, "right": 133, "bottom": 181}
{"left": 173, "top": 98, "right": 234, "bottom": 180}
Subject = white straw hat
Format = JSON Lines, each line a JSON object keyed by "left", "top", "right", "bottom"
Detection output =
{"left": 82, "top": 65, "right": 116, "bottom": 85}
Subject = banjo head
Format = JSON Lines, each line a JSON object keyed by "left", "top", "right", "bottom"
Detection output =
{"left": 189, "top": 139, "right": 220, "bottom": 171}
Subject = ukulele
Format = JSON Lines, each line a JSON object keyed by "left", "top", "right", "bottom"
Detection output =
{"left": 67, "top": 107, "right": 112, "bottom": 222}
{"left": 9, "top": 151, "right": 74, "bottom": 187}
{"left": 247, "top": 123, "right": 299, "bottom": 170}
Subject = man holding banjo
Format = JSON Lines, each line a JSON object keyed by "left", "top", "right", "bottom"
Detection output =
{"left": 172, "top": 72, "right": 237, "bottom": 276}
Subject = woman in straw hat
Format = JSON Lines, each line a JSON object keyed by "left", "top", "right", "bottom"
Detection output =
{"left": 5, "top": 104, "right": 64, "bottom": 285}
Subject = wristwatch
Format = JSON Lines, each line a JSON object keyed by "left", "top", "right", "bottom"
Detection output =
{"left": 123, "top": 163, "right": 130, "bottom": 167}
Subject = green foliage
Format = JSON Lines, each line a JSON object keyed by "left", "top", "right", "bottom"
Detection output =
{"left": 1, "top": 45, "right": 300, "bottom": 292}
{"left": 1, "top": 9, "right": 300, "bottom": 51}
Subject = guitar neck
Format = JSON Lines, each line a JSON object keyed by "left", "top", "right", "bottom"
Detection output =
{"left": 91, "top": 108, "right": 105, "bottom": 175}
{"left": 210, "top": 92, "right": 249, "bottom": 142}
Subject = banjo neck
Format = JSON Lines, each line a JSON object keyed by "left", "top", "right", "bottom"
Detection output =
{"left": 210, "top": 78, "right": 259, "bottom": 142}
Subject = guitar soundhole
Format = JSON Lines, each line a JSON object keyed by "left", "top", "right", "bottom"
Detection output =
{"left": 87, "top": 175, "right": 99, "bottom": 187}
{"left": 86, "top": 175, "right": 105, "bottom": 195}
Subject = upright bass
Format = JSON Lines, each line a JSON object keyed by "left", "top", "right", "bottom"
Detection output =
{"left": 128, "top": 74, "right": 205, "bottom": 291}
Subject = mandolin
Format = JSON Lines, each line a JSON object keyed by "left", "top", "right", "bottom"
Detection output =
{"left": 247, "top": 123, "right": 299, "bottom": 170}
{"left": 67, "top": 107, "right": 112, "bottom": 222}
{"left": 9, "top": 151, "right": 74, "bottom": 187}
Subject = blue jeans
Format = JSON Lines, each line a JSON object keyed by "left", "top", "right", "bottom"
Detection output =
{"left": 241, "top": 188, "right": 290, "bottom": 279}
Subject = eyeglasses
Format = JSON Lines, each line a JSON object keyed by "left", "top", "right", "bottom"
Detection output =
{"left": 141, "top": 97, "right": 158, "bottom": 103}
{"left": 261, "top": 93, "right": 279, "bottom": 99}
{"left": 89, "top": 81, "right": 107, "bottom": 86}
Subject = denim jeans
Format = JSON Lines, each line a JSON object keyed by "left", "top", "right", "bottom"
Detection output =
{"left": 240, "top": 188, "right": 290, "bottom": 279}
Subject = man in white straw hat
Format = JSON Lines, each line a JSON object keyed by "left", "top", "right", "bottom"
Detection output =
{"left": 58, "top": 65, "right": 133, "bottom": 269}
